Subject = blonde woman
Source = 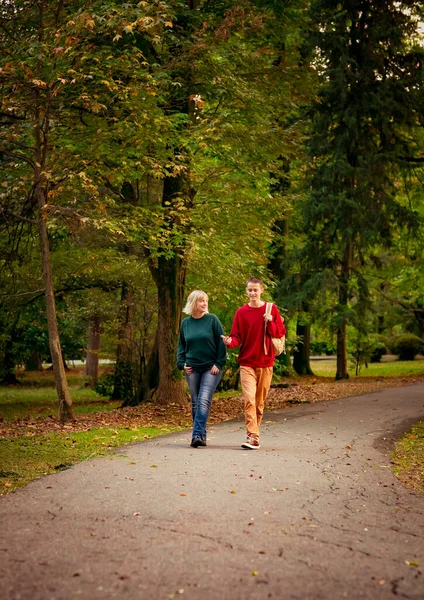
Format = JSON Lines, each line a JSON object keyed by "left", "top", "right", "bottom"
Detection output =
{"left": 177, "top": 290, "right": 227, "bottom": 448}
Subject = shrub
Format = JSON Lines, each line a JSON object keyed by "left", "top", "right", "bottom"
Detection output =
{"left": 370, "top": 342, "right": 387, "bottom": 363}
{"left": 377, "top": 335, "right": 392, "bottom": 353}
{"left": 95, "top": 370, "right": 115, "bottom": 398}
{"left": 217, "top": 353, "right": 240, "bottom": 391}
{"left": 392, "top": 334, "right": 424, "bottom": 361}
{"left": 310, "top": 340, "right": 336, "bottom": 356}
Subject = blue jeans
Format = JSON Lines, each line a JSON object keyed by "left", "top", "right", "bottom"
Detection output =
{"left": 185, "top": 368, "right": 222, "bottom": 441}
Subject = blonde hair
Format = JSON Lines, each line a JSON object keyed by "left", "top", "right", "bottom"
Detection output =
{"left": 183, "top": 290, "right": 209, "bottom": 315}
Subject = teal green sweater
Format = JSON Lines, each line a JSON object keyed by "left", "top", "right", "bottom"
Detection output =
{"left": 177, "top": 313, "right": 227, "bottom": 371}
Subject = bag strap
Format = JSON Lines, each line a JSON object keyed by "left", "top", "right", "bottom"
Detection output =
{"left": 263, "top": 302, "right": 272, "bottom": 355}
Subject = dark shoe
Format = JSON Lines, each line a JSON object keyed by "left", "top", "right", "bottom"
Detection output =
{"left": 198, "top": 438, "right": 207, "bottom": 447}
{"left": 191, "top": 437, "right": 202, "bottom": 448}
{"left": 241, "top": 436, "right": 260, "bottom": 450}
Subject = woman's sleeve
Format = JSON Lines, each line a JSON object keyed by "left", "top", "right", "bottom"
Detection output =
{"left": 268, "top": 305, "right": 286, "bottom": 338}
{"left": 176, "top": 326, "right": 186, "bottom": 370}
{"left": 213, "top": 316, "right": 227, "bottom": 369}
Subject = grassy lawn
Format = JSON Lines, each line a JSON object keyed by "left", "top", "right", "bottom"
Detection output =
{"left": 0, "top": 367, "right": 187, "bottom": 494}
{"left": 0, "top": 425, "right": 181, "bottom": 494}
{"left": 0, "top": 386, "right": 119, "bottom": 421}
{"left": 0, "top": 367, "right": 120, "bottom": 422}
{"left": 392, "top": 421, "right": 424, "bottom": 493}
{"left": 311, "top": 357, "right": 424, "bottom": 378}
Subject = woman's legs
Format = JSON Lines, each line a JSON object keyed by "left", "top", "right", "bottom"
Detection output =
{"left": 185, "top": 370, "right": 201, "bottom": 425}
{"left": 189, "top": 369, "right": 222, "bottom": 442}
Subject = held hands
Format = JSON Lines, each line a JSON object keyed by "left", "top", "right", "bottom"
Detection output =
{"left": 221, "top": 335, "right": 232, "bottom": 346}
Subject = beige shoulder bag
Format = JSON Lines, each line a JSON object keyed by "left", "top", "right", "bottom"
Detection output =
{"left": 263, "top": 302, "right": 286, "bottom": 356}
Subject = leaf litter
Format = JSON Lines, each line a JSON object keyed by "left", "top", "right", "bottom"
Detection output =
{"left": 1, "top": 376, "right": 422, "bottom": 441}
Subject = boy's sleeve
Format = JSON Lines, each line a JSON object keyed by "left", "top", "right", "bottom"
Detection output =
{"left": 176, "top": 325, "right": 186, "bottom": 370}
{"left": 228, "top": 311, "right": 243, "bottom": 349}
{"left": 213, "top": 316, "right": 227, "bottom": 369}
{"left": 268, "top": 305, "right": 286, "bottom": 338}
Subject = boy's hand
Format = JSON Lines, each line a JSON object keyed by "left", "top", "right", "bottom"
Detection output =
{"left": 264, "top": 313, "right": 273, "bottom": 322}
{"left": 221, "top": 335, "right": 232, "bottom": 346}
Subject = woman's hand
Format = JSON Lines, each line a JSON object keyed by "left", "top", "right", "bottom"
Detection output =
{"left": 221, "top": 335, "right": 232, "bottom": 346}
{"left": 264, "top": 313, "right": 273, "bottom": 322}
{"left": 184, "top": 364, "right": 193, "bottom": 374}
{"left": 210, "top": 364, "right": 220, "bottom": 375}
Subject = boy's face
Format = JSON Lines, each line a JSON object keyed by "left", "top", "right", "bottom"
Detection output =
{"left": 246, "top": 282, "right": 263, "bottom": 304}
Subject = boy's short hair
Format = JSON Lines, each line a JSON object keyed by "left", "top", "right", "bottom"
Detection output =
{"left": 246, "top": 277, "right": 264, "bottom": 287}
{"left": 183, "top": 290, "right": 209, "bottom": 315}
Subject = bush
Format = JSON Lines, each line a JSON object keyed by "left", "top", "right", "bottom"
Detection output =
{"left": 217, "top": 353, "right": 240, "bottom": 391}
{"left": 273, "top": 352, "right": 291, "bottom": 377}
{"left": 95, "top": 370, "right": 115, "bottom": 398}
{"left": 370, "top": 342, "right": 387, "bottom": 363}
{"left": 377, "top": 335, "right": 392, "bottom": 353}
{"left": 392, "top": 334, "right": 424, "bottom": 361}
{"left": 310, "top": 340, "right": 336, "bottom": 356}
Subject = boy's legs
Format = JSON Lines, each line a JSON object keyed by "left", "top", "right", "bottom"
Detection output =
{"left": 255, "top": 367, "right": 273, "bottom": 430}
{"left": 240, "top": 366, "right": 273, "bottom": 442}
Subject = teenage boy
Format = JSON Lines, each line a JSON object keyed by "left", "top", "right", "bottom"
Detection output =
{"left": 222, "top": 277, "right": 286, "bottom": 449}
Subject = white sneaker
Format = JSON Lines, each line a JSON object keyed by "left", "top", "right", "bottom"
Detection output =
{"left": 241, "top": 437, "right": 260, "bottom": 449}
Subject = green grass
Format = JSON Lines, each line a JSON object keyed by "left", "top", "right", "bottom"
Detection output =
{"left": 0, "top": 425, "right": 181, "bottom": 494}
{"left": 0, "top": 368, "right": 184, "bottom": 494}
{"left": 0, "top": 387, "right": 119, "bottom": 421}
{"left": 11, "top": 369, "right": 90, "bottom": 388}
{"left": 311, "top": 358, "right": 424, "bottom": 378}
{"left": 392, "top": 421, "right": 424, "bottom": 493}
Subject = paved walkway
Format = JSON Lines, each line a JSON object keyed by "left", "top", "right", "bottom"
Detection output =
{"left": 1, "top": 383, "right": 423, "bottom": 600}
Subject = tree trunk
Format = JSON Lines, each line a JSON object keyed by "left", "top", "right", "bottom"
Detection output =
{"left": 111, "top": 283, "right": 135, "bottom": 401}
{"left": 25, "top": 353, "right": 43, "bottom": 372}
{"left": 293, "top": 318, "right": 314, "bottom": 376}
{"left": 0, "top": 317, "right": 20, "bottom": 384}
{"left": 37, "top": 191, "right": 74, "bottom": 422}
{"left": 133, "top": 331, "right": 160, "bottom": 405}
{"left": 85, "top": 315, "right": 101, "bottom": 386}
{"left": 0, "top": 342, "right": 20, "bottom": 385}
{"left": 335, "top": 243, "right": 350, "bottom": 380}
{"left": 143, "top": 173, "right": 189, "bottom": 406}
{"left": 152, "top": 252, "right": 188, "bottom": 405}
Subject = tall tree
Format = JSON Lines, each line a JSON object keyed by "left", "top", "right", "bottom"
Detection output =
{"left": 301, "top": 0, "right": 423, "bottom": 379}
{"left": 0, "top": 0, "right": 169, "bottom": 418}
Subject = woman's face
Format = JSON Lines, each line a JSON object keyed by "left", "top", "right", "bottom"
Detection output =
{"left": 195, "top": 295, "right": 208, "bottom": 314}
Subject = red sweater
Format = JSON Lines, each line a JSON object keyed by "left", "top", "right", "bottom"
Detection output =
{"left": 228, "top": 303, "right": 286, "bottom": 368}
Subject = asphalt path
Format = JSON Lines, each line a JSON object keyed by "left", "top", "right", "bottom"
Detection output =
{"left": 1, "top": 383, "right": 423, "bottom": 600}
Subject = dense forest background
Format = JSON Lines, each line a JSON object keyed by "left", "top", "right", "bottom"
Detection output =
{"left": 1, "top": 0, "right": 423, "bottom": 421}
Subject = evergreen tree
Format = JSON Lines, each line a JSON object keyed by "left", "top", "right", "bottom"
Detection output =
{"left": 301, "top": 0, "right": 423, "bottom": 379}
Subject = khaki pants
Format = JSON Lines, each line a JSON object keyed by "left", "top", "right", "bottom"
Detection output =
{"left": 240, "top": 366, "right": 273, "bottom": 441}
